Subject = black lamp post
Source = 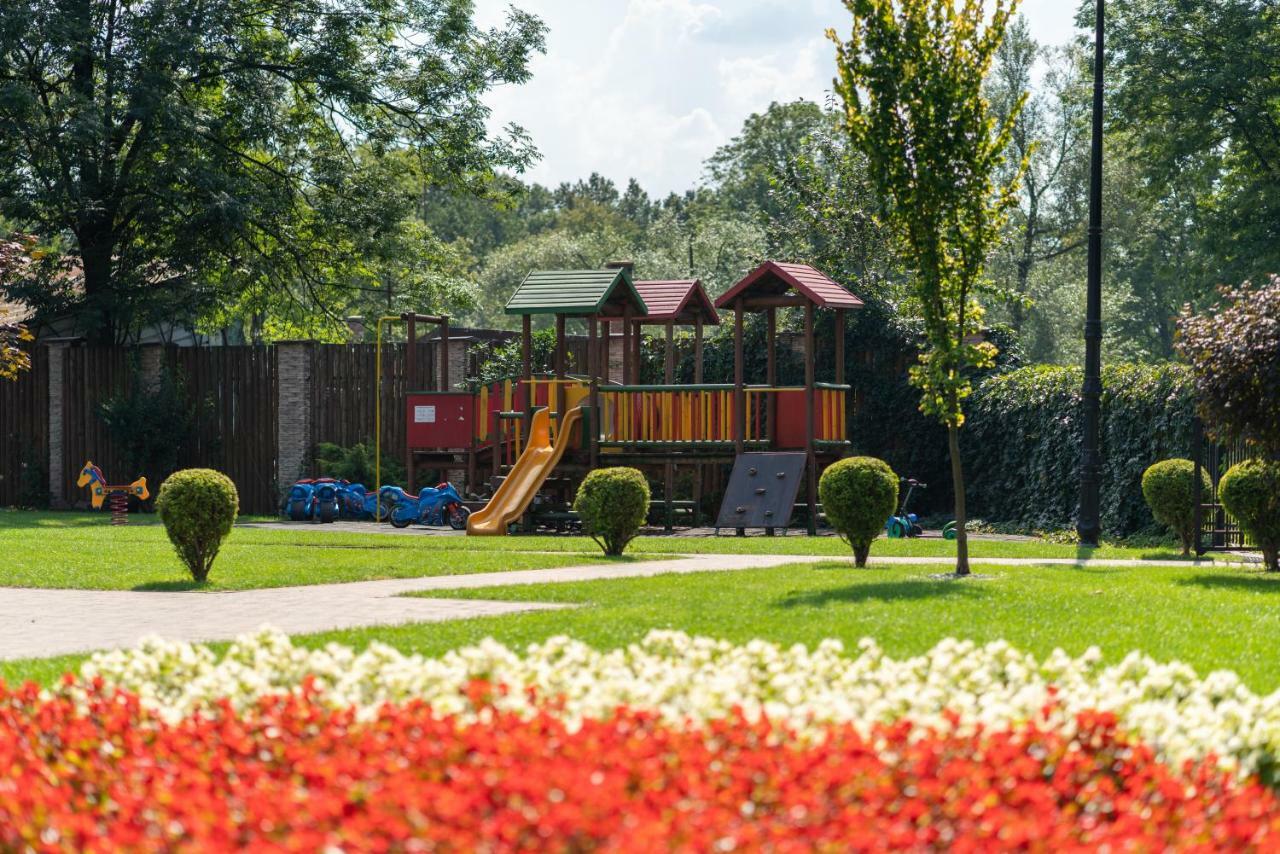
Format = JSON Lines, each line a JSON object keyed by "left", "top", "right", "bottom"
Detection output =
{"left": 1077, "top": 0, "right": 1105, "bottom": 546}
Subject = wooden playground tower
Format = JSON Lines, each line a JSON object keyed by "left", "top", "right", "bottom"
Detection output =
{"left": 403, "top": 260, "right": 863, "bottom": 534}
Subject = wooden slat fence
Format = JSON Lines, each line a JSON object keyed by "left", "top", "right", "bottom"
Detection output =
{"left": 170, "top": 346, "right": 279, "bottom": 516}
{"left": 310, "top": 343, "right": 435, "bottom": 461}
{"left": 0, "top": 348, "right": 49, "bottom": 506}
{"left": 2, "top": 340, "right": 493, "bottom": 515}
{"left": 60, "top": 347, "right": 134, "bottom": 503}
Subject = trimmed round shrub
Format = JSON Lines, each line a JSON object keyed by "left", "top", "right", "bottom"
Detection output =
{"left": 1219, "top": 459, "right": 1280, "bottom": 573}
{"left": 574, "top": 467, "right": 649, "bottom": 556}
{"left": 820, "top": 457, "right": 899, "bottom": 567}
{"left": 155, "top": 469, "right": 239, "bottom": 583}
{"left": 1141, "top": 459, "right": 1211, "bottom": 555}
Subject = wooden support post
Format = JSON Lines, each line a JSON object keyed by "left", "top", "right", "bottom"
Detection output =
{"left": 405, "top": 315, "right": 417, "bottom": 484}
{"left": 734, "top": 299, "right": 745, "bottom": 455}
{"left": 622, "top": 308, "right": 633, "bottom": 384}
{"left": 694, "top": 316, "right": 704, "bottom": 384}
{"left": 766, "top": 306, "right": 777, "bottom": 444}
{"left": 521, "top": 313, "right": 533, "bottom": 440}
{"left": 664, "top": 320, "right": 675, "bottom": 384}
{"left": 601, "top": 320, "right": 611, "bottom": 384}
{"left": 406, "top": 315, "right": 417, "bottom": 387}
{"left": 439, "top": 316, "right": 450, "bottom": 391}
{"left": 834, "top": 308, "right": 846, "bottom": 386}
{"left": 554, "top": 314, "right": 566, "bottom": 429}
{"left": 804, "top": 303, "right": 817, "bottom": 535}
{"left": 521, "top": 315, "right": 532, "bottom": 380}
{"left": 664, "top": 317, "right": 676, "bottom": 530}
{"left": 664, "top": 462, "right": 675, "bottom": 532}
{"left": 588, "top": 315, "right": 599, "bottom": 469}
{"left": 633, "top": 320, "right": 643, "bottom": 383}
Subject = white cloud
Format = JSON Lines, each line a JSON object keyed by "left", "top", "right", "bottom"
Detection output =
{"left": 476, "top": 0, "right": 1084, "bottom": 195}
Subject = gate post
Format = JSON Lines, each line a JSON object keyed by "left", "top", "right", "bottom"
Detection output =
{"left": 1192, "top": 416, "right": 1205, "bottom": 557}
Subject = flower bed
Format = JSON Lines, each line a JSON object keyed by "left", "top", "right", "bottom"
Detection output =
{"left": 2, "top": 682, "right": 1278, "bottom": 850}
{"left": 82, "top": 629, "right": 1280, "bottom": 782}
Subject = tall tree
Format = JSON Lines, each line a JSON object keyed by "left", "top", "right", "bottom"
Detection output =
{"left": 831, "top": 0, "right": 1024, "bottom": 576}
{"left": 704, "top": 100, "right": 830, "bottom": 233}
{"left": 0, "top": 0, "right": 545, "bottom": 343}
{"left": 1105, "top": 0, "right": 1280, "bottom": 288}
{"left": 987, "top": 19, "right": 1087, "bottom": 343}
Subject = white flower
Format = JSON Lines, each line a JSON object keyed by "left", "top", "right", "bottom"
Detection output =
{"left": 71, "top": 627, "right": 1280, "bottom": 781}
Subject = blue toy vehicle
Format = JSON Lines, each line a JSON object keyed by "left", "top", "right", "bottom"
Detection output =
{"left": 284, "top": 480, "right": 316, "bottom": 521}
{"left": 337, "top": 482, "right": 394, "bottom": 521}
{"left": 389, "top": 482, "right": 470, "bottom": 530}
{"left": 885, "top": 478, "right": 926, "bottom": 538}
{"left": 311, "top": 478, "right": 341, "bottom": 523}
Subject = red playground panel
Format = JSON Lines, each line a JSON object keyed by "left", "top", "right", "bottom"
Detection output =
{"left": 406, "top": 393, "right": 474, "bottom": 450}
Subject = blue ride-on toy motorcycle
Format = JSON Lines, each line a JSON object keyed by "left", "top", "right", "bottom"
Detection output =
{"left": 389, "top": 482, "right": 470, "bottom": 530}
{"left": 337, "top": 482, "right": 398, "bottom": 522}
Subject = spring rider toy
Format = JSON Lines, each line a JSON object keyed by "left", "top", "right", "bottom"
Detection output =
{"left": 78, "top": 461, "right": 149, "bottom": 525}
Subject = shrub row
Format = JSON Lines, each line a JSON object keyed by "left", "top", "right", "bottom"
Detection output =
{"left": 964, "top": 363, "right": 1196, "bottom": 537}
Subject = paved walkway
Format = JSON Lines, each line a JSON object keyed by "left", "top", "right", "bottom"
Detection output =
{"left": 0, "top": 554, "right": 814, "bottom": 661}
{"left": 0, "top": 552, "right": 1247, "bottom": 662}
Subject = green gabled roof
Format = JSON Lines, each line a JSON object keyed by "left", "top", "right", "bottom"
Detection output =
{"left": 505, "top": 268, "right": 648, "bottom": 316}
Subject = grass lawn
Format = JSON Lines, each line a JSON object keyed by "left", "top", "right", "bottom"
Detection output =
{"left": 273, "top": 561, "right": 1280, "bottom": 693}
{"left": 0, "top": 510, "right": 632, "bottom": 592}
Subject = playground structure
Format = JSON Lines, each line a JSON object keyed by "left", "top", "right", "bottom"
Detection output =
{"left": 77, "top": 461, "right": 149, "bottom": 525}
{"left": 396, "top": 260, "right": 863, "bottom": 536}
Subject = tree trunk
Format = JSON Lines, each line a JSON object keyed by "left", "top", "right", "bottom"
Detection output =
{"left": 948, "top": 424, "right": 970, "bottom": 577}
{"left": 80, "top": 236, "right": 116, "bottom": 345}
{"left": 1265, "top": 547, "right": 1278, "bottom": 574}
{"left": 853, "top": 541, "right": 871, "bottom": 568}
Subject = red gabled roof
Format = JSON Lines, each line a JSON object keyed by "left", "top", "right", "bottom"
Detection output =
{"left": 628, "top": 279, "right": 720, "bottom": 325}
{"left": 714, "top": 261, "right": 865, "bottom": 310}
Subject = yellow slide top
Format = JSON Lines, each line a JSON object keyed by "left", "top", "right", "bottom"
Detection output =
{"left": 467, "top": 407, "right": 582, "bottom": 536}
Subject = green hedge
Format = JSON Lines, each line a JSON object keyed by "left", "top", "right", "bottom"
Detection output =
{"left": 964, "top": 364, "right": 1196, "bottom": 537}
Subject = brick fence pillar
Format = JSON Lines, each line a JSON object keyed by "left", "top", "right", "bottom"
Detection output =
{"left": 46, "top": 343, "right": 67, "bottom": 507}
{"left": 138, "top": 344, "right": 166, "bottom": 391}
{"left": 447, "top": 340, "right": 468, "bottom": 391}
{"left": 275, "top": 342, "right": 314, "bottom": 489}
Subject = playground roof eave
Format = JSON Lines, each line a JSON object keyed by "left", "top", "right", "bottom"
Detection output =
{"left": 612, "top": 279, "right": 721, "bottom": 325}
{"left": 504, "top": 269, "right": 649, "bottom": 317}
{"left": 714, "top": 261, "right": 865, "bottom": 310}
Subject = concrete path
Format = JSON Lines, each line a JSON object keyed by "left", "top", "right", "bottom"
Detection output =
{"left": 0, "top": 554, "right": 815, "bottom": 661}
{"left": 0, "top": 551, "right": 1250, "bottom": 662}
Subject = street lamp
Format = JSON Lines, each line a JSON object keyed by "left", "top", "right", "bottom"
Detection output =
{"left": 1077, "top": 0, "right": 1105, "bottom": 546}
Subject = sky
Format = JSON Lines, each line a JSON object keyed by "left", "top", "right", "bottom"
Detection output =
{"left": 473, "top": 0, "right": 1083, "bottom": 196}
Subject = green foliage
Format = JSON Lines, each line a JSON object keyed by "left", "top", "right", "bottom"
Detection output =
{"left": 97, "top": 362, "right": 208, "bottom": 487}
{"left": 0, "top": 0, "right": 546, "bottom": 343}
{"left": 831, "top": 0, "right": 1025, "bottom": 575}
{"left": 314, "top": 441, "right": 406, "bottom": 489}
{"left": 155, "top": 469, "right": 239, "bottom": 583}
{"left": 1177, "top": 277, "right": 1280, "bottom": 457}
{"left": 965, "top": 364, "right": 1197, "bottom": 537}
{"left": 819, "top": 457, "right": 899, "bottom": 567}
{"left": 1219, "top": 459, "right": 1280, "bottom": 573}
{"left": 477, "top": 328, "right": 560, "bottom": 384}
{"left": 705, "top": 100, "right": 832, "bottom": 228}
{"left": 0, "top": 237, "right": 33, "bottom": 380}
{"left": 573, "top": 467, "right": 650, "bottom": 557}
{"left": 1141, "top": 460, "right": 1210, "bottom": 555}
{"left": 1104, "top": 0, "right": 1280, "bottom": 291}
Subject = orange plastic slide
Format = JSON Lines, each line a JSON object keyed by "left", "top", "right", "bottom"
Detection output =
{"left": 467, "top": 406, "right": 582, "bottom": 536}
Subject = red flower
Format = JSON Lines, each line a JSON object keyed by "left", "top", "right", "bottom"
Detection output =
{"left": 0, "top": 680, "right": 1276, "bottom": 851}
